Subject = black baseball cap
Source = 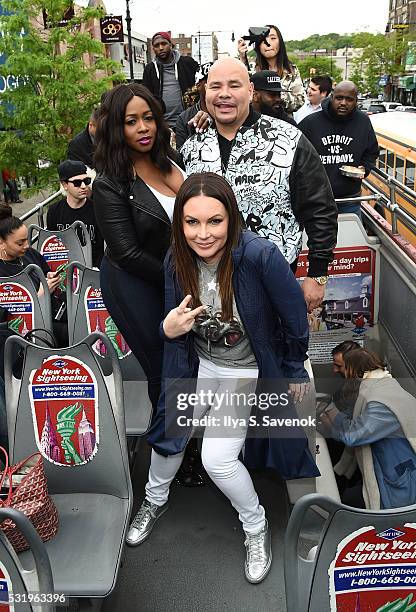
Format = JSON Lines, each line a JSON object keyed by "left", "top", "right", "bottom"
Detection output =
{"left": 251, "top": 71, "right": 282, "bottom": 93}
{"left": 58, "top": 160, "right": 88, "bottom": 181}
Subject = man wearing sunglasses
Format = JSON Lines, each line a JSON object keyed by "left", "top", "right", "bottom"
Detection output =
{"left": 47, "top": 160, "right": 104, "bottom": 267}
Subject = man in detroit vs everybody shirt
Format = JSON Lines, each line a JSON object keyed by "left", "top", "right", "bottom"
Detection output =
{"left": 299, "top": 81, "right": 379, "bottom": 216}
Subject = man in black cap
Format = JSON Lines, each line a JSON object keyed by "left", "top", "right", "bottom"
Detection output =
{"left": 251, "top": 71, "right": 296, "bottom": 125}
{"left": 47, "top": 160, "right": 103, "bottom": 267}
{"left": 143, "top": 31, "right": 199, "bottom": 130}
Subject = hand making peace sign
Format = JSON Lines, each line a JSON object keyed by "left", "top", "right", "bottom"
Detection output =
{"left": 163, "top": 295, "right": 206, "bottom": 340}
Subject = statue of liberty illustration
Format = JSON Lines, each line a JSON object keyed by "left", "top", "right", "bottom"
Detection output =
{"left": 105, "top": 316, "right": 129, "bottom": 358}
{"left": 56, "top": 402, "right": 83, "bottom": 464}
{"left": 8, "top": 315, "right": 23, "bottom": 334}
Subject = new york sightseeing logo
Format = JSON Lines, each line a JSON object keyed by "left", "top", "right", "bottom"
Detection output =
{"left": 329, "top": 524, "right": 416, "bottom": 611}
{"left": 29, "top": 356, "right": 99, "bottom": 467}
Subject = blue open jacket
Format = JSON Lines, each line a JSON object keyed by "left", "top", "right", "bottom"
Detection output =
{"left": 147, "top": 231, "right": 319, "bottom": 480}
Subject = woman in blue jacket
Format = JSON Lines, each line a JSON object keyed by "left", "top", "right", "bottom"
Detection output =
{"left": 127, "top": 173, "right": 318, "bottom": 584}
{"left": 320, "top": 348, "right": 416, "bottom": 510}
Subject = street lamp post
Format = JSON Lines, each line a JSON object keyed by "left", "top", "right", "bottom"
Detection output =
{"left": 198, "top": 30, "right": 201, "bottom": 64}
{"left": 345, "top": 44, "right": 349, "bottom": 79}
{"left": 125, "top": 0, "right": 134, "bottom": 81}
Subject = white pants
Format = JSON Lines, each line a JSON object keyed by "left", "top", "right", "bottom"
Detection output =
{"left": 145, "top": 358, "right": 266, "bottom": 534}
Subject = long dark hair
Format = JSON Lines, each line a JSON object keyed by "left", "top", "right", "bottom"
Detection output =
{"left": 172, "top": 173, "right": 242, "bottom": 321}
{"left": 0, "top": 203, "right": 23, "bottom": 241}
{"left": 255, "top": 25, "right": 294, "bottom": 76}
{"left": 344, "top": 348, "right": 387, "bottom": 379}
{"left": 94, "top": 84, "right": 175, "bottom": 180}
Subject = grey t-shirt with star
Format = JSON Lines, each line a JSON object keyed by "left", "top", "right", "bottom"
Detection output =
{"left": 192, "top": 260, "right": 257, "bottom": 368}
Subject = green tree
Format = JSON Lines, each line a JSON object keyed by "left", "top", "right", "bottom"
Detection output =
{"left": 286, "top": 32, "right": 355, "bottom": 53}
{"left": 0, "top": 0, "right": 123, "bottom": 190}
{"left": 351, "top": 31, "right": 415, "bottom": 96}
{"left": 293, "top": 56, "right": 343, "bottom": 83}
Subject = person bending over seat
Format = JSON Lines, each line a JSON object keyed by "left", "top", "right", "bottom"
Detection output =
{"left": 320, "top": 347, "right": 416, "bottom": 510}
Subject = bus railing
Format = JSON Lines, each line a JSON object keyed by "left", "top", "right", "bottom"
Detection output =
{"left": 363, "top": 166, "right": 416, "bottom": 237}
{"left": 19, "top": 190, "right": 62, "bottom": 225}
{"left": 335, "top": 167, "right": 416, "bottom": 240}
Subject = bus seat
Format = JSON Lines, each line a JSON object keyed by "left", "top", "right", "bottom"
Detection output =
{"left": 0, "top": 508, "right": 54, "bottom": 612}
{"left": 65, "top": 262, "right": 153, "bottom": 440}
{"left": 284, "top": 494, "right": 416, "bottom": 612}
{"left": 0, "top": 264, "right": 53, "bottom": 341}
{"left": 286, "top": 358, "right": 318, "bottom": 504}
{"left": 28, "top": 222, "right": 92, "bottom": 270}
{"left": 3, "top": 333, "right": 132, "bottom": 602}
{"left": 315, "top": 433, "right": 340, "bottom": 502}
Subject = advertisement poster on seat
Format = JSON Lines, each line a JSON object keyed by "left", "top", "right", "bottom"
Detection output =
{"left": 40, "top": 235, "right": 69, "bottom": 294}
{"left": 0, "top": 561, "right": 13, "bottom": 610}
{"left": 84, "top": 286, "right": 131, "bottom": 359}
{"left": 29, "top": 356, "right": 99, "bottom": 467}
{"left": 0, "top": 282, "right": 34, "bottom": 335}
{"left": 329, "top": 524, "right": 416, "bottom": 611}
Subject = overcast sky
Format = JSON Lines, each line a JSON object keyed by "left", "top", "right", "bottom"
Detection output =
{"left": 104, "top": 0, "right": 389, "bottom": 53}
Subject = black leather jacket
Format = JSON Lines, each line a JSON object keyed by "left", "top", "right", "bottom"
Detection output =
{"left": 93, "top": 174, "right": 172, "bottom": 287}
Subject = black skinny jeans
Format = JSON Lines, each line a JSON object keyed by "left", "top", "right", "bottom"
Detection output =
{"left": 100, "top": 255, "right": 164, "bottom": 411}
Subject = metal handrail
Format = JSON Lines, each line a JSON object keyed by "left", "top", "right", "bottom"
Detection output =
{"left": 371, "top": 165, "right": 416, "bottom": 202}
{"left": 332, "top": 165, "right": 416, "bottom": 240}
{"left": 19, "top": 189, "right": 62, "bottom": 225}
{"left": 363, "top": 166, "right": 416, "bottom": 237}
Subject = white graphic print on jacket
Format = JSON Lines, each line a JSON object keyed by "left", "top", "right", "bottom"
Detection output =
{"left": 181, "top": 116, "right": 302, "bottom": 264}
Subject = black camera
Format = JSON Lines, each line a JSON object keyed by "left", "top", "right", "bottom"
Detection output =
{"left": 242, "top": 27, "right": 270, "bottom": 47}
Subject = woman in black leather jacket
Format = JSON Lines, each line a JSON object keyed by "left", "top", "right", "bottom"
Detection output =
{"left": 93, "top": 84, "right": 186, "bottom": 415}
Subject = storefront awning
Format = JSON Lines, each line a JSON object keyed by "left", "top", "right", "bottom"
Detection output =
{"left": 399, "top": 75, "right": 416, "bottom": 90}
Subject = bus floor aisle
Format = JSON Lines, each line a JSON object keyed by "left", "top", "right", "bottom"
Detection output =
{"left": 103, "top": 442, "right": 290, "bottom": 612}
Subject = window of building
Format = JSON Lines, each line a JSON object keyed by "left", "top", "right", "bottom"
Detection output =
{"left": 405, "top": 160, "right": 415, "bottom": 189}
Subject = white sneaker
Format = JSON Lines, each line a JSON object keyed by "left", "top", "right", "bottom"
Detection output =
{"left": 244, "top": 519, "right": 272, "bottom": 584}
{"left": 126, "top": 499, "right": 168, "bottom": 547}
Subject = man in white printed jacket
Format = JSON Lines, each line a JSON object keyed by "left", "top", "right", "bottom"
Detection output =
{"left": 180, "top": 57, "right": 338, "bottom": 311}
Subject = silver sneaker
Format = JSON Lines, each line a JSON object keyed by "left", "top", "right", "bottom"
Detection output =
{"left": 126, "top": 499, "right": 168, "bottom": 547}
{"left": 244, "top": 519, "right": 272, "bottom": 584}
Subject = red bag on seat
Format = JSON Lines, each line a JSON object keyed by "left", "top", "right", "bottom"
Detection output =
{"left": 0, "top": 446, "right": 59, "bottom": 552}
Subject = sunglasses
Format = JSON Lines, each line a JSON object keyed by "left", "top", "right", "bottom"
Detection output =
{"left": 67, "top": 177, "right": 92, "bottom": 187}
